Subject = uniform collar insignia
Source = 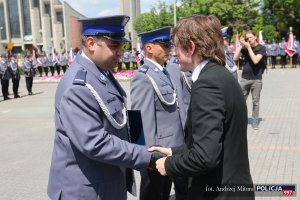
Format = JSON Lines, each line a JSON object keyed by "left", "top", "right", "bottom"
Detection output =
{"left": 99, "top": 73, "right": 107, "bottom": 83}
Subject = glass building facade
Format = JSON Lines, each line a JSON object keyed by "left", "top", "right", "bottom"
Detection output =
{"left": 7, "top": 0, "right": 21, "bottom": 38}
{"left": 22, "top": 0, "right": 32, "bottom": 36}
{"left": 56, "top": 11, "right": 64, "bottom": 37}
{"left": 33, "top": 0, "right": 39, "bottom": 8}
{"left": 44, "top": 3, "right": 52, "bottom": 37}
{"left": 0, "top": 4, "right": 6, "bottom": 40}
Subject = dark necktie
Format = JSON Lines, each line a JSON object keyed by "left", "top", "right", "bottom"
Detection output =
{"left": 162, "top": 67, "right": 171, "bottom": 81}
{"left": 108, "top": 72, "right": 123, "bottom": 98}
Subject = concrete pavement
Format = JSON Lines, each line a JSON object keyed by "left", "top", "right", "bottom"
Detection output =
{"left": 0, "top": 68, "right": 299, "bottom": 199}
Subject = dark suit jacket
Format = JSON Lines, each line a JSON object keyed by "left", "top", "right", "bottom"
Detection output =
{"left": 165, "top": 62, "right": 254, "bottom": 199}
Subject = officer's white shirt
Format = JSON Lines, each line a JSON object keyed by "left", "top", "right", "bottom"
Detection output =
{"left": 145, "top": 57, "right": 164, "bottom": 71}
{"left": 191, "top": 59, "right": 209, "bottom": 83}
{"left": 81, "top": 51, "right": 109, "bottom": 76}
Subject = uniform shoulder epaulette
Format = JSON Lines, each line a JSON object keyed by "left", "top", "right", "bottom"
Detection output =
{"left": 138, "top": 65, "right": 149, "bottom": 73}
{"left": 73, "top": 69, "right": 87, "bottom": 85}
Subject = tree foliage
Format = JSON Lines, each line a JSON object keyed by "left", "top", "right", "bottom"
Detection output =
{"left": 133, "top": 0, "right": 300, "bottom": 41}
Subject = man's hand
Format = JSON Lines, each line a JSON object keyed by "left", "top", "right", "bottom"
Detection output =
{"left": 148, "top": 146, "right": 172, "bottom": 156}
{"left": 148, "top": 151, "right": 166, "bottom": 170}
{"left": 156, "top": 157, "right": 167, "bottom": 176}
{"left": 240, "top": 37, "right": 250, "bottom": 49}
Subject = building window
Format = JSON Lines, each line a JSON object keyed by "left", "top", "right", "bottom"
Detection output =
{"left": 0, "top": 4, "right": 6, "bottom": 40}
{"left": 22, "top": 0, "right": 32, "bottom": 36}
{"left": 56, "top": 12, "right": 64, "bottom": 37}
{"left": 44, "top": 4, "right": 52, "bottom": 37}
{"left": 7, "top": 0, "right": 21, "bottom": 38}
{"left": 33, "top": 0, "right": 39, "bottom": 8}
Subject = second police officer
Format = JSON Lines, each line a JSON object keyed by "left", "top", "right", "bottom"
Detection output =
{"left": 131, "top": 27, "right": 188, "bottom": 200}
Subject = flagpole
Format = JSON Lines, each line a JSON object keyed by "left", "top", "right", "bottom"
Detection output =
{"left": 289, "top": 27, "right": 293, "bottom": 68}
{"left": 173, "top": 0, "right": 176, "bottom": 26}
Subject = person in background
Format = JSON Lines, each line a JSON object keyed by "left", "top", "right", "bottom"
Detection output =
{"left": 123, "top": 49, "right": 131, "bottom": 70}
{"left": 10, "top": 54, "right": 21, "bottom": 98}
{"left": 130, "top": 50, "right": 137, "bottom": 69}
{"left": 54, "top": 53, "right": 61, "bottom": 75}
{"left": 36, "top": 54, "right": 43, "bottom": 77}
{"left": 292, "top": 35, "right": 299, "bottom": 68}
{"left": 222, "top": 26, "right": 238, "bottom": 79}
{"left": 234, "top": 30, "right": 267, "bottom": 130}
{"left": 269, "top": 39, "right": 279, "bottom": 69}
{"left": 149, "top": 15, "right": 254, "bottom": 200}
{"left": 22, "top": 54, "right": 34, "bottom": 95}
{"left": 59, "top": 52, "right": 68, "bottom": 74}
{"left": 131, "top": 26, "right": 188, "bottom": 200}
{"left": 279, "top": 37, "right": 287, "bottom": 68}
{"left": 0, "top": 54, "right": 12, "bottom": 100}
{"left": 48, "top": 53, "right": 55, "bottom": 76}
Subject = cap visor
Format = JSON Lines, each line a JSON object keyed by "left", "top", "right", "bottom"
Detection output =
{"left": 158, "top": 41, "right": 173, "bottom": 46}
{"left": 104, "top": 36, "right": 131, "bottom": 43}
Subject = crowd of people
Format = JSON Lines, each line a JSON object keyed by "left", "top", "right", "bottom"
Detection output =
{"left": 225, "top": 36, "right": 300, "bottom": 69}
{"left": 264, "top": 37, "right": 300, "bottom": 68}
{"left": 0, "top": 52, "right": 71, "bottom": 101}
{"left": 118, "top": 49, "right": 144, "bottom": 71}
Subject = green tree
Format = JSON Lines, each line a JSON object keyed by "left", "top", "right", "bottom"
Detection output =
{"left": 133, "top": 0, "right": 300, "bottom": 41}
{"left": 133, "top": 2, "right": 173, "bottom": 33}
{"left": 262, "top": 0, "right": 300, "bottom": 37}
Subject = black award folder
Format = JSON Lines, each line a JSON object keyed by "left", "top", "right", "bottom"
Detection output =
{"left": 128, "top": 110, "right": 145, "bottom": 145}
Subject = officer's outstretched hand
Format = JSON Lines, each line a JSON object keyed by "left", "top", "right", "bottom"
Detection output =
{"left": 148, "top": 146, "right": 172, "bottom": 156}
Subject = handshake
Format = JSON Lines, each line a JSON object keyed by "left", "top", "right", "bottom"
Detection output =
{"left": 148, "top": 146, "right": 172, "bottom": 176}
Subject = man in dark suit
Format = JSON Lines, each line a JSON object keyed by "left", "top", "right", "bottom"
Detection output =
{"left": 149, "top": 15, "right": 254, "bottom": 199}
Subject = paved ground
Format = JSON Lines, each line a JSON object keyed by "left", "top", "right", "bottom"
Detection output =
{"left": 0, "top": 67, "right": 299, "bottom": 199}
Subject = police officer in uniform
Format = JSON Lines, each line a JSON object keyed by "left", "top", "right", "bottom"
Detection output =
{"left": 59, "top": 52, "right": 68, "bottom": 74}
{"left": 37, "top": 54, "right": 43, "bottom": 77}
{"left": 41, "top": 54, "right": 49, "bottom": 76}
{"left": 22, "top": 54, "right": 34, "bottom": 95}
{"left": 47, "top": 15, "right": 162, "bottom": 200}
{"left": 166, "top": 56, "right": 192, "bottom": 128}
{"left": 131, "top": 27, "right": 187, "bottom": 200}
{"left": 222, "top": 27, "right": 238, "bottom": 79}
{"left": 292, "top": 36, "right": 300, "bottom": 68}
{"left": 10, "top": 54, "right": 20, "bottom": 98}
{"left": 269, "top": 39, "right": 279, "bottom": 69}
{"left": 48, "top": 53, "right": 55, "bottom": 76}
{"left": 0, "top": 54, "right": 12, "bottom": 100}
{"left": 279, "top": 37, "right": 287, "bottom": 68}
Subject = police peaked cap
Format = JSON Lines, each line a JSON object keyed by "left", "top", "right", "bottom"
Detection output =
{"left": 138, "top": 26, "right": 173, "bottom": 46}
{"left": 221, "top": 26, "right": 233, "bottom": 39}
{"left": 79, "top": 15, "right": 130, "bottom": 42}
